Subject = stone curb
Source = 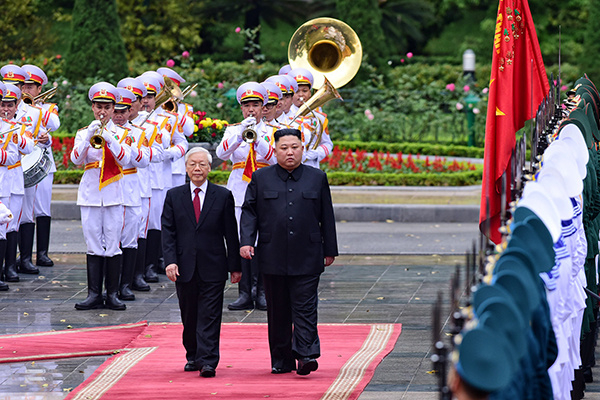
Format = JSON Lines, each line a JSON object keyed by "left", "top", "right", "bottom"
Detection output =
{"left": 52, "top": 200, "right": 480, "bottom": 223}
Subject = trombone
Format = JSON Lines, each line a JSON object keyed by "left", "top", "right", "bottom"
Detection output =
{"left": 139, "top": 76, "right": 185, "bottom": 125}
{"left": 22, "top": 87, "right": 57, "bottom": 106}
{"left": 288, "top": 17, "right": 362, "bottom": 149}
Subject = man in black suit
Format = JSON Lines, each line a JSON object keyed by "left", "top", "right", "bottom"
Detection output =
{"left": 162, "top": 147, "right": 241, "bottom": 378}
{"left": 240, "top": 128, "right": 338, "bottom": 376}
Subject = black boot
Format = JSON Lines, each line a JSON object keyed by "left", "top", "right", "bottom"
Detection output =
{"left": 132, "top": 238, "right": 150, "bottom": 291}
{"left": 75, "top": 255, "right": 104, "bottom": 310}
{"left": 36, "top": 216, "right": 54, "bottom": 266}
{"left": 144, "top": 229, "right": 160, "bottom": 283}
{"left": 228, "top": 259, "right": 254, "bottom": 310}
{"left": 0, "top": 239, "right": 9, "bottom": 290}
{"left": 18, "top": 223, "right": 38, "bottom": 275}
{"left": 255, "top": 274, "right": 267, "bottom": 311}
{"left": 105, "top": 255, "right": 126, "bottom": 310}
{"left": 4, "top": 231, "right": 20, "bottom": 282}
{"left": 119, "top": 248, "right": 137, "bottom": 301}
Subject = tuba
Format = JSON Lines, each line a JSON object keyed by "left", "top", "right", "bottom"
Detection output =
{"left": 288, "top": 18, "right": 361, "bottom": 149}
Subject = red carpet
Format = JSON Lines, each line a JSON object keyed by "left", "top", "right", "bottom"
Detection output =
{"left": 0, "top": 322, "right": 146, "bottom": 363}
{"left": 0, "top": 322, "right": 401, "bottom": 399}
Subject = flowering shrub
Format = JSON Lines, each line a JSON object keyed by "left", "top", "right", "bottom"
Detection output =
{"left": 189, "top": 111, "right": 229, "bottom": 144}
{"left": 321, "top": 147, "right": 477, "bottom": 174}
{"left": 51, "top": 136, "right": 80, "bottom": 170}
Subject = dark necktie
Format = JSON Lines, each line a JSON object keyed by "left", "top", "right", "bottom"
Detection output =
{"left": 193, "top": 187, "right": 201, "bottom": 223}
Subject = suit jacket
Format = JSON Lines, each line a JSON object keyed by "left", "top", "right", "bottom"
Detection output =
{"left": 240, "top": 164, "right": 338, "bottom": 276}
{"left": 162, "top": 181, "right": 241, "bottom": 283}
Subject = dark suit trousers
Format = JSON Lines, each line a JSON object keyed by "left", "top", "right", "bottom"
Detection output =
{"left": 262, "top": 273, "right": 321, "bottom": 369}
{"left": 175, "top": 269, "right": 226, "bottom": 368}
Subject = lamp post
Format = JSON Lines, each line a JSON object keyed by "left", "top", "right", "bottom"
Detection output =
{"left": 462, "top": 49, "right": 479, "bottom": 146}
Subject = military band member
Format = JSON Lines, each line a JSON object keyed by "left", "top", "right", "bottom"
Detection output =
{"left": 157, "top": 67, "right": 194, "bottom": 187}
{"left": 117, "top": 77, "right": 163, "bottom": 291}
{"left": 0, "top": 83, "right": 34, "bottom": 281}
{"left": 279, "top": 64, "right": 292, "bottom": 75}
{"left": 216, "top": 82, "right": 277, "bottom": 311}
{"left": 0, "top": 81, "right": 20, "bottom": 289}
{"left": 19, "top": 64, "right": 60, "bottom": 272}
{"left": 138, "top": 73, "right": 176, "bottom": 282}
{"left": 281, "top": 75, "right": 298, "bottom": 120}
{"left": 287, "top": 68, "right": 333, "bottom": 169}
{"left": 113, "top": 88, "right": 151, "bottom": 300}
{"left": 70, "top": 82, "right": 131, "bottom": 310}
{"left": 261, "top": 82, "right": 284, "bottom": 124}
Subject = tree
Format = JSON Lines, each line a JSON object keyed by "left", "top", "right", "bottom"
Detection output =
{"left": 116, "top": 0, "right": 204, "bottom": 64}
{"left": 336, "top": 0, "right": 387, "bottom": 68}
{"left": 0, "top": 0, "right": 53, "bottom": 60}
{"left": 582, "top": 0, "right": 600, "bottom": 80}
{"left": 64, "top": 0, "right": 128, "bottom": 82}
{"left": 198, "top": 0, "right": 310, "bottom": 61}
{"left": 379, "top": 0, "right": 435, "bottom": 54}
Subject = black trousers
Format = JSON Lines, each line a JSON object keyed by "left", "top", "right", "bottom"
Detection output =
{"left": 175, "top": 269, "right": 226, "bottom": 368}
{"left": 262, "top": 273, "right": 321, "bottom": 369}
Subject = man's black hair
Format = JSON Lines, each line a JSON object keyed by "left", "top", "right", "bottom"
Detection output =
{"left": 274, "top": 128, "right": 301, "bottom": 143}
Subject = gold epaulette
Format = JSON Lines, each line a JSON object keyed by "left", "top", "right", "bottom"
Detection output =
{"left": 77, "top": 126, "right": 89, "bottom": 132}
{"left": 131, "top": 123, "right": 146, "bottom": 131}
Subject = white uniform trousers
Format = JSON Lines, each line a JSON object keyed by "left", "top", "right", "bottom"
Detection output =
{"left": 7, "top": 194, "right": 23, "bottom": 233}
{"left": 80, "top": 205, "right": 124, "bottom": 257}
{"left": 172, "top": 173, "right": 186, "bottom": 187}
{"left": 148, "top": 189, "right": 165, "bottom": 231}
{"left": 139, "top": 197, "right": 150, "bottom": 239}
{"left": 0, "top": 197, "right": 9, "bottom": 240}
{"left": 21, "top": 173, "right": 53, "bottom": 224}
{"left": 121, "top": 205, "right": 142, "bottom": 249}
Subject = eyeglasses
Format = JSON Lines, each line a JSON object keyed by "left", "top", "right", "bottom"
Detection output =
{"left": 264, "top": 102, "right": 278, "bottom": 110}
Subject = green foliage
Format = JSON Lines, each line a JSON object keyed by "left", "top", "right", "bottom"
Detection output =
{"left": 54, "top": 170, "right": 84, "bottom": 184}
{"left": 64, "top": 0, "right": 128, "bottom": 82}
{"left": 336, "top": 0, "right": 387, "bottom": 69}
{"left": 116, "top": 0, "right": 203, "bottom": 64}
{"left": 582, "top": 0, "right": 600, "bottom": 80}
{"left": 0, "top": 0, "right": 53, "bottom": 59}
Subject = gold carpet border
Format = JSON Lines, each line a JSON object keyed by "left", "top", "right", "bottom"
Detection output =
{"left": 320, "top": 323, "right": 395, "bottom": 400}
{"left": 70, "top": 347, "right": 157, "bottom": 400}
{"left": 0, "top": 349, "right": 123, "bottom": 363}
{"left": 0, "top": 321, "right": 147, "bottom": 340}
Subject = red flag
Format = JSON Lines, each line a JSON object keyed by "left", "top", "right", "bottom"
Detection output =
{"left": 480, "top": 0, "right": 549, "bottom": 244}
{"left": 99, "top": 145, "right": 123, "bottom": 191}
{"left": 242, "top": 143, "right": 257, "bottom": 183}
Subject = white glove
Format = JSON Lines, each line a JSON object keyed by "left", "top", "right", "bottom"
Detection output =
{"left": 0, "top": 201, "right": 13, "bottom": 224}
{"left": 101, "top": 127, "right": 115, "bottom": 145}
{"left": 241, "top": 116, "right": 256, "bottom": 129}
{"left": 305, "top": 149, "right": 318, "bottom": 161}
{"left": 86, "top": 120, "right": 102, "bottom": 140}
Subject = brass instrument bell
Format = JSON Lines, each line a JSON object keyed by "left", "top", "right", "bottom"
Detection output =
{"left": 22, "top": 87, "right": 57, "bottom": 106}
{"left": 90, "top": 117, "right": 107, "bottom": 149}
{"left": 242, "top": 126, "right": 257, "bottom": 144}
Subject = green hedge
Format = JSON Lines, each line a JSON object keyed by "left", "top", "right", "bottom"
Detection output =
{"left": 55, "top": 168, "right": 481, "bottom": 186}
{"left": 334, "top": 141, "right": 485, "bottom": 158}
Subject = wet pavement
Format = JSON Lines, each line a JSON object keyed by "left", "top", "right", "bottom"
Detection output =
{"left": 0, "top": 221, "right": 599, "bottom": 399}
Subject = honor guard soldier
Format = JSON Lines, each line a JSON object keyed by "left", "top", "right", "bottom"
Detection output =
{"left": 137, "top": 73, "right": 175, "bottom": 282}
{"left": 287, "top": 68, "right": 333, "bottom": 169}
{"left": 118, "top": 77, "right": 163, "bottom": 291}
{"left": 157, "top": 67, "right": 194, "bottom": 187}
{"left": 112, "top": 88, "right": 151, "bottom": 300}
{"left": 216, "top": 82, "right": 276, "bottom": 311}
{"left": 0, "top": 83, "right": 35, "bottom": 281}
{"left": 19, "top": 64, "right": 60, "bottom": 273}
{"left": 279, "top": 64, "right": 292, "bottom": 75}
{"left": 0, "top": 81, "right": 21, "bottom": 289}
{"left": 70, "top": 82, "right": 131, "bottom": 310}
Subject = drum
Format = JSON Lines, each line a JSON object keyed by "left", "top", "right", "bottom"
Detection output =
{"left": 22, "top": 147, "right": 52, "bottom": 188}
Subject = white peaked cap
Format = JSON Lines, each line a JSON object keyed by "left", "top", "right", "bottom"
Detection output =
{"left": 536, "top": 166, "right": 575, "bottom": 220}
{"left": 542, "top": 140, "right": 586, "bottom": 184}
{"left": 518, "top": 181, "right": 561, "bottom": 243}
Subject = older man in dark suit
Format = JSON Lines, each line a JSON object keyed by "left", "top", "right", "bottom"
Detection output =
{"left": 240, "top": 128, "right": 338, "bottom": 376}
{"left": 162, "top": 147, "right": 241, "bottom": 378}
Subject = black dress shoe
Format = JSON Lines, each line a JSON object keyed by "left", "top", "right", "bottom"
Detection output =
{"left": 297, "top": 358, "right": 318, "bottom": 376}
{"left": 200, "top": 365, "right": 216, "bottom": 377}
{"left": 184, "top": 361, "right": 198, "bottom": 371}
{"left": 271, "top": 367, "right": 293, "bottom": 374}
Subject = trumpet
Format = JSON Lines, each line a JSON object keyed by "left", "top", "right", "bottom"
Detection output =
{"left": 242, "top": 126, "right": 257, "bottom": 144}
{"left": 22, "top": 87, "right": 57, "bottom": 106}
{"left": 90, "top": 115, "right": 107, "bottom": 149}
